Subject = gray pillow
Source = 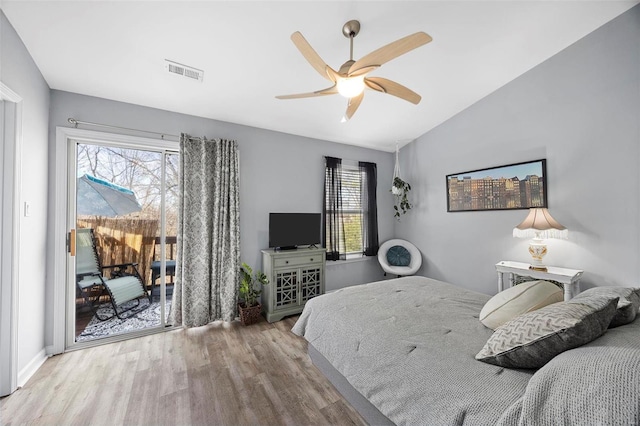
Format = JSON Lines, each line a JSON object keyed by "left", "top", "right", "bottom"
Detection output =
{"left": 475, "top": 294, "right": 619, "bottom": 369}
{"left": 573, "top": 287, "right": 640, "bottom": 327}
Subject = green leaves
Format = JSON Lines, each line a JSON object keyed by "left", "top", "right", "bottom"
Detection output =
{"left": 391, "top": 177, "right": 412, "bottom": 220}
{"left": 239, "top": 262, "right": 270, "bottom": 308}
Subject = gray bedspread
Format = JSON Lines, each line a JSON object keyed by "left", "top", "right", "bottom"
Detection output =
{"left": 496, "top": 315, "right": 640, "bottom": 426}
{"left": 292, "top": 276, "right": 534, "bottom": 425}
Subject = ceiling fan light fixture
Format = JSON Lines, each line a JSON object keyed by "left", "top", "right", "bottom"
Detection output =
{"left": 277, "top": 22, "right": 432, "bottom": 119}
{"left": 336, "top": 76, "right": 365, "bottom": 98}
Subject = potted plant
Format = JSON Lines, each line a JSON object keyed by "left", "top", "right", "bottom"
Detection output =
{"left": 238, "top": 262, "right": 269, "bottom": 326}
{"left": 392, "top": 176, "right": 412, "bottom": 219}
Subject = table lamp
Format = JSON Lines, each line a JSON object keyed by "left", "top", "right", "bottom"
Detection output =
{"left": 513, "top": 208, "right": 568, "bottom": 271}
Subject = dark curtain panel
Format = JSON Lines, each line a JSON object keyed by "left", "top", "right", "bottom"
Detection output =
{"left": 323, "top": 156, "right": 345, "bottom": 261}
{"left": 359, "top": 161, "right": 379, "bottom": 256}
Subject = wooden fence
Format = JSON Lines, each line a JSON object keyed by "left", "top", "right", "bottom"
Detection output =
{"left": 77, "top": 217, "right": 159, "bottom": 286}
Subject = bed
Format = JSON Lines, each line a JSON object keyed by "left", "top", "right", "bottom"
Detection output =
{"left": 292, "top": 276, "right": 640, "bottom": 425}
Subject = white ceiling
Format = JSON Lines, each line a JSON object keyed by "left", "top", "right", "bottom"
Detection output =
{"left": 2, "top": 1, "right": 637, "bottom": 152}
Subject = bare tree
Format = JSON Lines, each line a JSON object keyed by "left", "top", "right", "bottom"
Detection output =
{"left": 76, "top": 143, "right": 180, "bottom": 234}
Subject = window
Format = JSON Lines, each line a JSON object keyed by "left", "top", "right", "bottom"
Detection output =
{"left": 323, "top": 157, "right": 378, "bottom": 261}
{"left": 331, "top": 164, "right": 363, "bottom": 255}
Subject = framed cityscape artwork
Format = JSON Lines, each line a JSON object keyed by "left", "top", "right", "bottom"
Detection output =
{"left": 446, "top": 159, "right": 547, "bottom": 212}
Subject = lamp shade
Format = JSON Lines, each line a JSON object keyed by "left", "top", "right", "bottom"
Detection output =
{"left": 513, "top": 208, "right": 568, "bottom": 239}
{"left": 337, "top": 76, "right": 365, "bottom": 98}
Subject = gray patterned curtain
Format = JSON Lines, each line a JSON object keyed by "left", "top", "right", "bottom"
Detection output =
{"left": 171, "top": 134, "right": 240, "bottom": 327}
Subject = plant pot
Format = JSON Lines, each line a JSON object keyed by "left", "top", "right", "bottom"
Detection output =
{"left": 238, "top": 303, "right": 262, "bottom": 326}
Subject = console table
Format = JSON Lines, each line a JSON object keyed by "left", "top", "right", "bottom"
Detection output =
{"left": 495, "top": 260, "right": 584, "bottom": 301}
{"left": 262, "top": 247, "right": 326, "bottom": 322}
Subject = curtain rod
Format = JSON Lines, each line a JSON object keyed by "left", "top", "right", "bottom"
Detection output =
{"left": 67, "top": 118, "right": 179, "bottom": 140}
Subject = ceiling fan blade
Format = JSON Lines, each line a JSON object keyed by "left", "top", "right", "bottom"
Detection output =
{"left": 291, "top": 32, "right": 336, "bottom": 82}
{"left": 349, "top": 32, "right": 432, "bottom": 75}
{"left": 344, "top": 92, "right": 364, "bottom": 121}
{"left": 365, "top": 77, "right": 421, "bottom": 105}
{"left": 325, "top": 66, "right": 341, "bottom": 82}
{"left": 276, "top": 85, "right": 338, "bottom": 100}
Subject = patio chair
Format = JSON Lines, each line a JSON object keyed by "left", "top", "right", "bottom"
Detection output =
{"left": 76, "top": 228, "right": 150, "bottom": 321}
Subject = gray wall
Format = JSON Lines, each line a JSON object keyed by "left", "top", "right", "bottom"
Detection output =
{"left": 395, "top": 5, "right": 640, "bottom": 295}
{"left": 47, "top": 90, "right": 395, "bottom": 343}
{"left": 1, "top": 11, "right": 51, "bottom": 374}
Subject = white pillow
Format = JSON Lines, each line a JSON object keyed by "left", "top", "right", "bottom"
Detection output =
{"left": 480, "top": 280, "right": 563, "bottom": 330}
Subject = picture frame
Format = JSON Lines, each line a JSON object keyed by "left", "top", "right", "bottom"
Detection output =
{"left": 446, "top": 159, "right": 547, "bottom": 212}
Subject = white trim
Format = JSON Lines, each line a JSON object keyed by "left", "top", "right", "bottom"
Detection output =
{"left": 160, "top": 152, "right": 167, "bottom": 322}
{"left": 17, "top": 349, "right": 47, "bottom": 388}
{"left": 64, "top": 137, "right": 76, "bottom": 350}
{"left": 51, "top": 127, "right": 69, "bottom": 355}
{"left": 53, "top": 126, "right": 179, "bottom": 353}
{"left": 0, "top": 82, "right": 22, "bottom": 396}
{"left": 325, "top": 256, "right": 371, "bottom": 267}
{"left": 59, "top": 127, "right": 179, "bottom": 152}
{"left": 66, "top": 324, "right": 179, "bottom": 353}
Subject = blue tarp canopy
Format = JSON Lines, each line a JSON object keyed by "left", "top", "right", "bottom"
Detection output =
{"left": 77, "top": 174, "right": 142, "bottom": 217}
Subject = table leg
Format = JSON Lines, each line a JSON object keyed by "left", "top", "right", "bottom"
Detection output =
{"left": 508, "top": 273, "right": 515, "bottom": 287}
{"left": 563, "top": 281, "right": 580, "bottom": 301}
{"left": 497, "top": 272, "right": 503, "bottom": 292}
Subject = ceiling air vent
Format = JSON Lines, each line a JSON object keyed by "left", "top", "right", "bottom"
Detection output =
{"left": 165, "top": 60, "right": 204, "bottom": 82}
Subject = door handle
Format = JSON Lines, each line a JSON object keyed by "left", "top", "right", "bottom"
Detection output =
{"left": 69, "top": 229, "right": 76, "bottom": 256}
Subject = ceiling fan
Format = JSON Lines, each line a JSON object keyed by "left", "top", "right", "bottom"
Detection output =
{"left": 276, "top": 20, "right": 432, "bottom": 121}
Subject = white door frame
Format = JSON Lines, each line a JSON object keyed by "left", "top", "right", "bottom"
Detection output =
{"left": 0, "top": 82, "right": 23, "bottom": 396}
{"left": 53, "top": 127, "right": 178, "bottom": 352}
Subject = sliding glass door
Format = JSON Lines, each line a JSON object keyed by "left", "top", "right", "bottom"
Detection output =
{"left": 70, "top": 139, "right": 178, "bottom": 345}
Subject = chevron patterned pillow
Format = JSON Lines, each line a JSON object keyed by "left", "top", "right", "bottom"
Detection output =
{"left": 475, "top": 294, "right": 619, "bottom": 369}
{"left": 572, "top": 287, "right": 640, "bottom": 328}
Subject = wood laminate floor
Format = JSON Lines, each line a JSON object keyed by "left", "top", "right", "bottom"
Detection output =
{"left": 0, "top": 316, "right": 367, "bottom": 426}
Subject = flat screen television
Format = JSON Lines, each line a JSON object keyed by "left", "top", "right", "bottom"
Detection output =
{"left": 269, "top": 213, "right": 321, "bottom": 250}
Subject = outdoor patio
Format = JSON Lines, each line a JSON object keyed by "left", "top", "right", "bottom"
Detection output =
{"left": 75, "top": 290, "right": 173, "bottom": 341}
{"left": 74, "top": 217, "right": 177, "bottom": 341}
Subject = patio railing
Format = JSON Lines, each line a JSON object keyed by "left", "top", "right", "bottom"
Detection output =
{"left": 77, "top": 217, "right": 177, "bottom": 287}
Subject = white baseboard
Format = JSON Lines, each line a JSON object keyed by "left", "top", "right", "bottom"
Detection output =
{"left": 45, "top": 345, "right": 57, "bottom": 356}
{"left": 17, "top": 348, "right": 48, "bottom": 387}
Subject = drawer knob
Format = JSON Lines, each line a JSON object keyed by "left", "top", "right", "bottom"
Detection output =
{"left": 310, "top": 258, "right": 314, "bottom": 261}
{"left": 285, "top": 261, "right": 289, "bottom": 264}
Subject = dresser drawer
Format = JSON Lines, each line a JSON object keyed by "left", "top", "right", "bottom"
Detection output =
{"left": 274, "top": 255, "right": 322, "bottom": 268}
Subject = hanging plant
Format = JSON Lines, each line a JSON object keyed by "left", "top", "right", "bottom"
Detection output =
{"left": 392, "top": 176, "right": 412, "bottom": 218}
{"left": 391, "top": 143, "right": 412, "bottom": 219}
